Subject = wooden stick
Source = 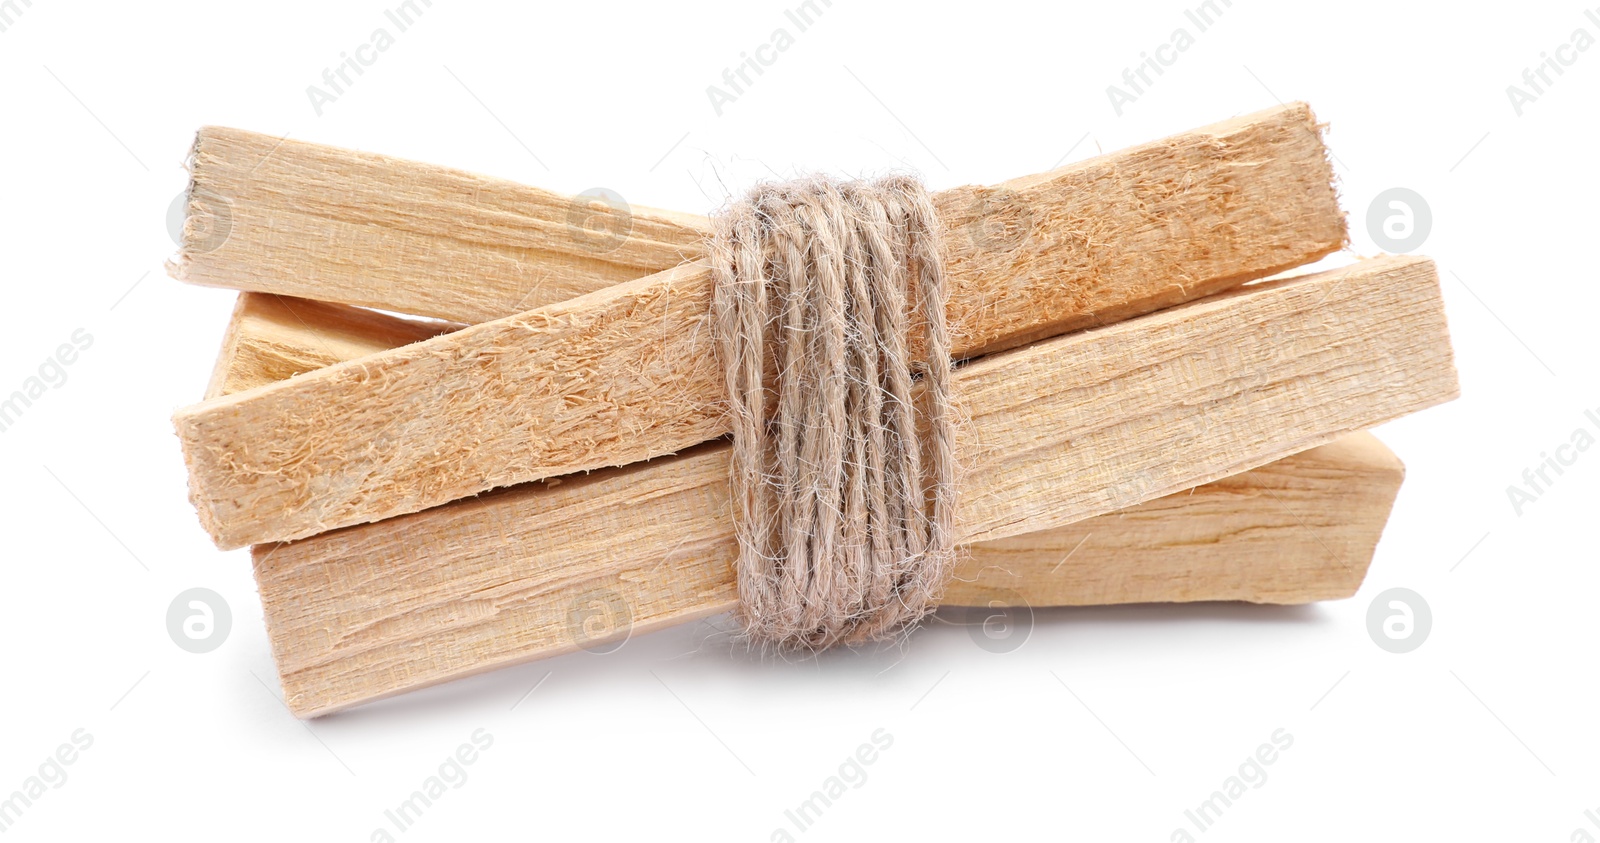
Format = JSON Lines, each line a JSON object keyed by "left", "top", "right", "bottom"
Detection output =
{"left": 259, "top": 435, "right": 1402, "bottom": 718}
{"left": 174, "top": 129, "right": 710, "bottom": 324}
{"left": 175, "top": 105, "right": 1347, "bottom": 549}
{"left": 181, "top": 254, "right": 1446, "bottom": 550}
{"left": 214, "top": 290, "right": 1400, "bottom": 604}
{"left": 172, "top": 104, "right": 1343, "bottom": 329}
{"left": 254, "top": 255, "right": 1454, "bottom": 716}
{"left": 208, "top": 292, "right": 1401, "bottom": 600}
{"left": 955, "top": 432, "right": 1401, "bottom": 607}
{"left": 215, "top": 291, "right": 1404, "bottom": 598}
{"left": 204, "top": 293, "right": 460, "bottom": 399}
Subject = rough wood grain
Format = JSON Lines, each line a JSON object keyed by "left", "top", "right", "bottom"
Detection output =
{"left": 210, "top": 292, "right": 1400, "bottom": 604}
{"left": 258, "top": 434, "right": 1403, "bottom": 717}
{"left": 171, "top": 104, "right": 1343, "bottom": 331}
{"left": 212, "top": 289, "right": 1399, "bottom": 605}
{"left": 176, "top": 104, "right": 1347, "bottom": 549}
{"left": 953, "top": 432, "right": 1402, "bottom": 607}
{"left": 253, "top": 255, "right": 1455, "bottom": 716}
{"left": 173, "top": 128, "right": 710, "bottom": 323}
{"left": 204, "top": 293, "right": 460, "bottom": 399}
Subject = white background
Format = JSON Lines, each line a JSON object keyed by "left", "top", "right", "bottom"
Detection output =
{"left": 1, "top": 0, "right": 1596, "bottom": 840}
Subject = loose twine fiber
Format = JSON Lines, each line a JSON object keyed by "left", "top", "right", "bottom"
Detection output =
{"left": 710, "top": 174, "right": 958, "bottom": 650}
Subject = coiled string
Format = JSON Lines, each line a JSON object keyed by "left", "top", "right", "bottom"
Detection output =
{"left": 710, "top": 175, "right": 957, "bottom": 649}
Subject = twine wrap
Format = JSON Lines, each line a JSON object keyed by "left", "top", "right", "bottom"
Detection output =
{"left": 710, "top": 175, "right": 958, "bottom": 649}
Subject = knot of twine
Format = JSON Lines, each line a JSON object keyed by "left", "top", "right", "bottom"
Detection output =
{"left": 710, "top": 174, "right": 958, "bottom": 650}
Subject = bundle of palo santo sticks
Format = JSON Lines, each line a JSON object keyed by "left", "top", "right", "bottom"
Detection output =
{"left": 170, "top": 102, "right": 1458, "bottom": 717}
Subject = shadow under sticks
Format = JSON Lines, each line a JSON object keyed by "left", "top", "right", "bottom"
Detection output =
{"left": 322, "top": 601, "right": 1334, "bottom": 725}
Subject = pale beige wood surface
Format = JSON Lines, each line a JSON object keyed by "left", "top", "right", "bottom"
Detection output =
{"left": 253, "top": 255, "right": 1456, "bottom": 716}
{"left": 212, "top": 290, "right": 1402, "bottom": 607}
{"left": 175, "top": 104, "right": 1347, "bottom": 550}
{"left": 955, "top": 432, "right": 1402, "bottom": 607}
{"left": 172, "top": 104, "right": 1343, "bottom": 331}
{"left": 174, "top": 127, "right": 710, "bottom": 324}
{"left": 259, "top": 434, "right": 1402, "bottom": 717}
{"left": 212, "top": 286, "right": 1399, "bottom": 606}
{"left": 184, "top": 254, "right": 1452, "bottom": 550}
{"left": 205, "top": 293, "right": 460, "bottom": 399}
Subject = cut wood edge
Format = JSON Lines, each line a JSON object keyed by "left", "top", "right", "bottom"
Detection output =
{"left": 172, "top": 126, "right": 711, "bottom": 322}
{"left": 202, "top": 293, "right": 251, "bottom": 401}
{"left": 203, "top": 293, "right": 460, "bottom": 399}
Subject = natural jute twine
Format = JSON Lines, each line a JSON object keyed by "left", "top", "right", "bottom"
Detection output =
{"left": 710, "top": 174, "right": 958, "bottom": 650}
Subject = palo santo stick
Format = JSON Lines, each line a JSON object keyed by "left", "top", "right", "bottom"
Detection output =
{"left": 210, "top": 292, "right": 1400, "bottom": 599}
{"left": 173, "top": 103, "right": 1343, "bottom": 329}
{"left": 175, "top": 129, "right": 710, "bottom": 323}
{"left": 204, "top": 293, "right": 460, "bottom": 399}
{"left": 177, "top": 105, "right": 1347, "bottom": 549}
{"left": 256, "top": 255, "right": 1454, "bottom": 716}
{"left": 213, "top": 291, "right": 1401, "bottom": 604}
{"left": 259, "top": 435, "right": 1403, "bottom": 717}
{"left": 212, "top": 294, "right": 1401, "bottom": 604}
{"left": 954, "top": 432, "right": 1402, "bottom": 607}
{"left": 259, "top": 435, "right": 1401, "bottom": 719}
{"left": 184, "top": 252, "right": 1440, "bottom": 553}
